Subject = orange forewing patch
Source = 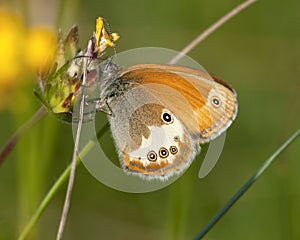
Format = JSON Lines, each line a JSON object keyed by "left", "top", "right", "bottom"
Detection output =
{"left": 122, "top": 64, "right": 237, "bottom": 140}
{"left": 123, "top": 68, "right": 213, "bottom": 133}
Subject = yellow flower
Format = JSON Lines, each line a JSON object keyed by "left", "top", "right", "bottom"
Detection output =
{"left": 95, "top": 17, "right": 120, "bottom": 55}
{"left": 0, "top": 10, "right": 24, "bottom": 110}
{"left": 0, "top": 9, "right": 24, "bottom": 87}
{"left": 0, "top": 9, "right": 57, "bottom": 110}
{"left": 25, "top": 27, "right": 57, "bottom": 73}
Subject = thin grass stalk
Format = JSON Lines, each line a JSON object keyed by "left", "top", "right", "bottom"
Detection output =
{"left": 193, "top": 129, "right": 300, "bottom": 240}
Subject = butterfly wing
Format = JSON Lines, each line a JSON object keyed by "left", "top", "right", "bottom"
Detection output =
{"left": 107, "top": 63, "right": 237, "bottom": 180}
{"left": 108, "top": 86, "right": 198, "bottom": 180}
{"left": 121, "top": 64, "right": 238, "bottom": 143}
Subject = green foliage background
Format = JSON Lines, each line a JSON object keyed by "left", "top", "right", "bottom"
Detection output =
{"left": 0, "top": 0, "right": 299, "bottom": 239}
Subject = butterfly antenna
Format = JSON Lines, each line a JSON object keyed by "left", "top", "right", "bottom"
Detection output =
{"left": 103, "top": 18, "right": 117, "bottom": 57}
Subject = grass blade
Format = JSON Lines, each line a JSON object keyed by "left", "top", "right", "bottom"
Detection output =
{"left": 193, "top": 128, "right": 300, "bottom": 240}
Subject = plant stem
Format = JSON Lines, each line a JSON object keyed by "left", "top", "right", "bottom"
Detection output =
{"left": 0, "top": 107, "right": 46, "bottom": 166}
{"left": 169, "top": 0, "right": 257, "bottom": 64}
{"left": 55, "top": 40, "right": 92, "bottom": 240}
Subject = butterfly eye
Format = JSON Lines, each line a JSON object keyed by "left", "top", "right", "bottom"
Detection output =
{"left": 147, "top": 151, "right": 157, "bottom": 162}
{"left": 211, "top": 96, "right": 221, "bottom": 108}
{"left": 159, "top": 147, "right": 169, "bottom": 158}
{"left": 170, "top": 146, "right": 178, "bottom": 155}
{"left": 161, "top": 110, "right": 173, "bottom": 124}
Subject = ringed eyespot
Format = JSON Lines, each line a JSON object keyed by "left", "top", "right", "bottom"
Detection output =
{"left": 161, "top": 110, "right": 173, "bottom": 124}
{"left": 159, "top": 147, "right": 169, "bottom": 158}
{"left": 170, "top": 146, "right": 178, "bottom": 155}
{"left": 211, "top": 96, "right": 221, "bottom": 108}
{"left": 147, "top": 151, "right": 157, "bottom": 162}
{"left": 173, "top": 136, "right": 180, "bottom": 142}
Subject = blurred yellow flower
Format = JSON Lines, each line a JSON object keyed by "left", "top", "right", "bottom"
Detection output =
{"left": 25, "top": 27, "right": 57, "bottom": 73}
{"left": 0, "top": 10, "right": 24, "bottom": 87}
{"left": 0, "top": 9, "right": 57, "bottom": 110}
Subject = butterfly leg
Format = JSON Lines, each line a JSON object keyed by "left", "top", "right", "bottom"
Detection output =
{"left": 91, "top": 98, "right": 114, "bottom": 116}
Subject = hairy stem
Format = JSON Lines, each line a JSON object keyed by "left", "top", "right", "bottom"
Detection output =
{"left": 55, "top": 52, "right": 91, "bottom": 240}
{"left": 169, "top": 0, "right": 257, "bottom": 64}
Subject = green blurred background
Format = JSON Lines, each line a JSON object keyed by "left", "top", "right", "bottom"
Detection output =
{"left": 1, "top": 0, "right": 300, "bottom": 239}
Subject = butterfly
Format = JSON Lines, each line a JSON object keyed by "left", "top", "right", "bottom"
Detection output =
{"left": 95, "top": 62, "right": 237, "bottom": 180}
